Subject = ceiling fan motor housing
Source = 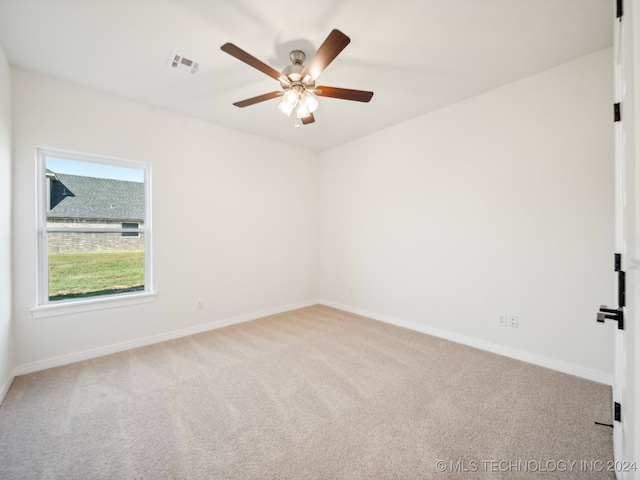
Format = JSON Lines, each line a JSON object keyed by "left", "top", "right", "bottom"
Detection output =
{"left": 280, "top": 50, "right": 315, "bottom": 91}
{"left": 289, "top": 50, "right": 305, "bottom": 65}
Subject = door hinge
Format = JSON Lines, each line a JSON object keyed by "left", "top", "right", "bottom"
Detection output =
{"left": 616, "top": 0, "right": 623, "bottom": 19}
{"left": 614, "top": 103, "right": 621, "bottom": 122}
{"left": 614, "top": 402, "right": 621, "bottom": 422}
{"left": 615, "top": 253, "right": 621, "bottom": 271}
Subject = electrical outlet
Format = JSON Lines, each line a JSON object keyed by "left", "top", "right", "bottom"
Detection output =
{"left": 197, "top": 299, "right": 204, "bottom": 310}
{"left": 498, "top": 313, "right": 507, "bottom": 326}
{"left": 508, "top": 315, "right": 518, "bottom": 328}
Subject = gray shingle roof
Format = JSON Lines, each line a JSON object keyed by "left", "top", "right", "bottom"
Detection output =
{"left": 48, "top": 172, "right": 144, "bottom": 221}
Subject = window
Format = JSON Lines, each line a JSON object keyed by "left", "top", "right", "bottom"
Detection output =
{"left": 121, "top": 222, "right": 140, "bottom": 237}
{"left": 35, "top": 149, "right": 153, "bottom": 315}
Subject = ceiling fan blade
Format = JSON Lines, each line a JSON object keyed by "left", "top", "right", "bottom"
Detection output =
{"left": 221, "top": 43, "right": 289, "bottom": 84}
{"left": 300, "top": 29, "right": 350, "bottom": 81}
{"left": 301, "top": 113, "right": 315, "bottom": 125}
{"left": 316, "top": 86, "right": 374, "bottom": 102}
{"left": 233, "top": 91, "right": 283, "bottom": 108}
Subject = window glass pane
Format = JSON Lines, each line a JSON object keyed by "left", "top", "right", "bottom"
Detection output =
{"left": 47, "top": 232, "right": 145, "bottom": 302}
{"left": 46, "top": 157, "right": 145, "bottom": 224}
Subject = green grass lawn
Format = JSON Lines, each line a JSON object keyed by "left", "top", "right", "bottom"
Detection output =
{"left": 49, "top": 251, "right": 144, "bottom": 301}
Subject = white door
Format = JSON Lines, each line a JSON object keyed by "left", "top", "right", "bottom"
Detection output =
{"left": 611, "top": 1, "right": 639, "bottom": 476}
{"left": 612, "top": 3, "right": 625, "bottom": 463}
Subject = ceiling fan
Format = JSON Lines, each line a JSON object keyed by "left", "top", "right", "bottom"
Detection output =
{"left": 220, "top": 29, "right": 373, "bottom": 127}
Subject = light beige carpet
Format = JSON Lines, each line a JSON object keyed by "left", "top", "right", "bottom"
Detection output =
{"left": 0, "top": 305, "right": 613, "bottom": 479}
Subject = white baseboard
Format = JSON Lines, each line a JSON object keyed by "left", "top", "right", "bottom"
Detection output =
{"left": 319, "top": 299, "right": 613, "bottom": 386}
{"left": 11, "top": 299, "right": 318, "bottom": 377}
{"left": 0, "top": 374, "right": 15, "bottom": 406}
{"left": 10, "top": 298, "right": 613, "bottom": 387}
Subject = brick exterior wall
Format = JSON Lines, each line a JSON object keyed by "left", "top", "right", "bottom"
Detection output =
{"left": 47, "top": 219, "right": 144, "bottom": 254}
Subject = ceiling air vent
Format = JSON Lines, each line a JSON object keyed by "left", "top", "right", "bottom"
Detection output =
{"left": 167, "top": 51, "right": 199, "bottom": 75}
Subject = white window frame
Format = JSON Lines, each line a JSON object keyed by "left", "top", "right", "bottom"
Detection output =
{"left": 32, "top": 148, "right": 155, "bottom": 319}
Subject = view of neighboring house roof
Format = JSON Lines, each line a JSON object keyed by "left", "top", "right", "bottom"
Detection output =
{"left": 47, "top": 171, "right": 144, "bottom": 221}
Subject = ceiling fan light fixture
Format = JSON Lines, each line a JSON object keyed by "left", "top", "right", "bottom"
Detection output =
{"left": 278, "top": 97, "right": 295, "bottom": 116}
{"left": 283, "top": 89, "right": 299, "bottom": 105}
{"left": 296, "top": 103, "right": 311, "bottom": 118}
{"left": 302, "top": 92, "right": 319, "bottom": 113}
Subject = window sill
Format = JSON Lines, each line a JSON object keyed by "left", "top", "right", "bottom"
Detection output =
{"left": 31, "top": 291, "right": 156, "bottom": 319}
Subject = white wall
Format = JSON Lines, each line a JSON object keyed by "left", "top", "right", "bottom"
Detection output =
{"left": 319, "top": 48, "right": 615, "bottom": 382}
{"left": 8, "top": 48, "right": 616, "bottom": 386}
{"left": 11, "top": 68, "right": 318, "bottom": 369}
{"left": 0, "top": 42, "right": 13, "bottom": 400}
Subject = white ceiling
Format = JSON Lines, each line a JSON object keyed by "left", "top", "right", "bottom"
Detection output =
{"left": 0, "top": 0, "right": 612, "bottom": 152}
